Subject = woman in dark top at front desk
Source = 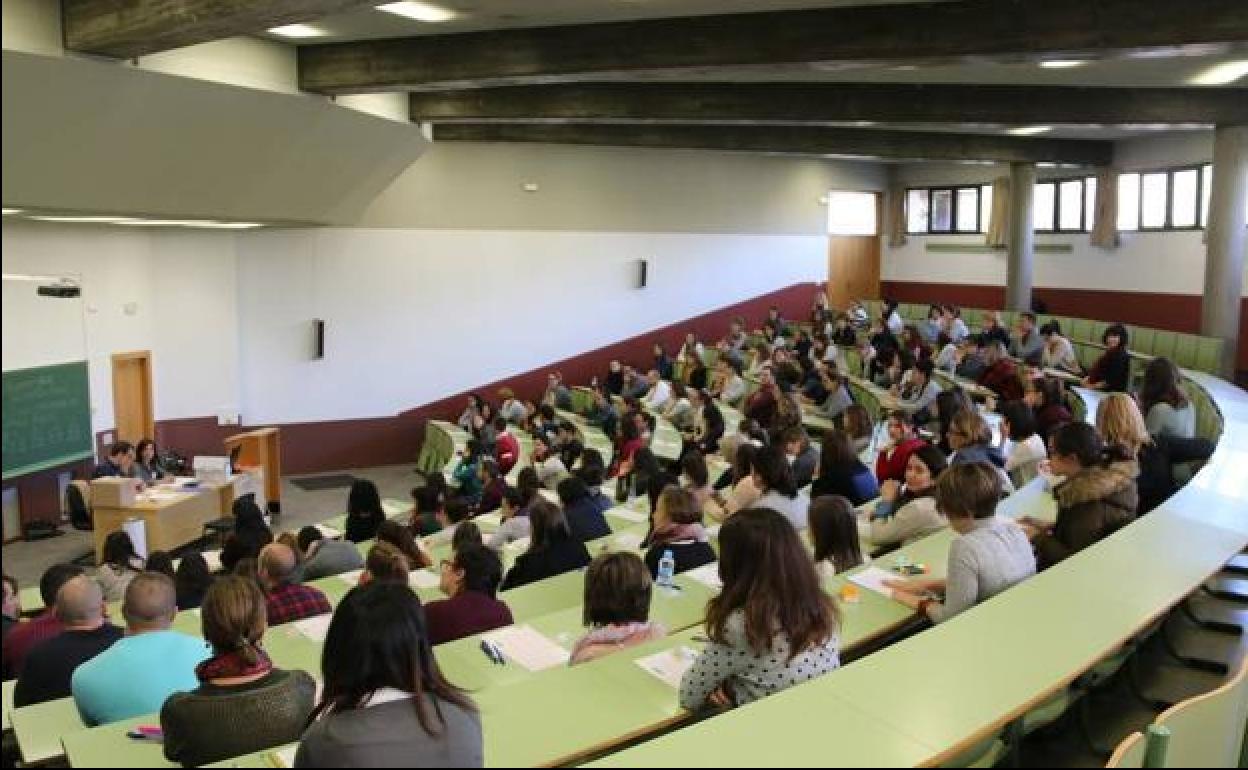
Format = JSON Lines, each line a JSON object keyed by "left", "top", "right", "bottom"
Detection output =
{"left": 1083, "top": 323, "right": 1131, "bottom": 393}
{"left": 135, "top": 439, "right": 168, "bottom": 484}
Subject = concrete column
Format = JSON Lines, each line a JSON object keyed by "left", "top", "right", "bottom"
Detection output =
{"left": 1201, "top": 124, "right": 1248, "bottom": 379}
{"left": 1007, "top": 161, "right": 1036, "bottom": 312}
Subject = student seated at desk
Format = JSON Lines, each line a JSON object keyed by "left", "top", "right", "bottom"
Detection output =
{"left": 685, "top": 388, "right": 725, "bottom": 457}
{"left": 811, "top": 431, "right": 879, "bottom": 507}
{"left": 571, "top": 552, "right": 667, "bottom": 666}
{"left": 555, "top": 421, "right": 585, "bottom": 473}
{"left": 451, "top": 442, "right": 485, "bottom": 505}
{"left": 844, "top": 404, "right": 874, "bottom": 456}
{"left": 375, "top": 519, "right": 430, "bottom": 571}
{"left": 425, "top": 543, "right": 512, "bottom": 646}
{"left": 886, "top": 463, "right": 1036, "bottom": 624}
{"left": 73, "top": 572, "right": 206, "bottom": 725}
{"left": 680, "top": 508, "right": 840, "bottom": 711}
{"left": 947, "top": 411, "right": 1015, "bottom": 495}
{"left": 474, "top": 459, "right": 508, "bottom": 516}
{"left": 954, "top": 335, "right": 988, "bottom": 381}
{"left": 3, "top": 564, "right": 84, "bottom": 678}
{"left": 708, "top": 442, "right": 762, "bottom": 522}
{"left": 2, "top": 573, "right": 19, "bottom": 642}
{"left": 409, "top": 484, "right": 443, "bottom": 538}
{"left": 487, "top": 486, "right": 532, "bottom": 553}
{"left": 645, "top": 487, "right": 716, "bottom": 579}
{"left": 259, "top": 544, "right": 331, "bottom": 626}
{"left": 943, "top": 305, "right": 970, "bottom": 343}
{"left": 1026, "top": 376, "right": 1074, "bottom": 442}
{"left": 493, "top": 417, "right": 521, "bottom": 476}
{"left": 1040, "top": 321, "right": 1081, "bottom": 373}
{"left": 498, "top": 387, "right": 527, "bottom": 425}
{"left": 533, "top": 435, "right": 569, "bottom": 490}
{"left": 298, "top": 525, "right": 365, "bottom": 581}
{"left": 96, "top": 530, "right": 145, "bottom": 602}
{"left": 1139, "top": 357, "right": 1196, "bottom": 440}
{"left": 162, "top": 576, "right": 316, "bottom": 768}
{"left": 359, "top": 543, "right": 411, "bottom": 586}
{"left": 1020, "top": 422, "right": 1137, "bottom": 569}
{"left": 343, "top": 479, "right": 386, "bottom": 543}
{"left": 642, "top": 369, "right": 674, "bottom": 412}
{"left": 14, "top": 576, "right": 122, "bottom": 707}
{"left": 808, "top": 495, "right": 867, "bottom": 580}
{"left": 894, "top": 359, "right": 943, "bottom": 419}
{"left": 875, "top": 410, "right": 927, "bottom": 484}
{"left": 1082, "top": 323, "right": 1132, "bottom": 393}
{"left": 221, "top": 498, "right": 274, "bottom": 574}
{"left": 932, "top": 332, "right": 958, "bottom": 373}
{"left": 680, "top": 450, "right": 714, "bottom": 512}
{"left": 499, "top": 500, "right": 592, "bottom": 591}
{"left": 296, "top": 582, "right": 482, "bottom": 767}
{"left": 424, "top": 498, "right": 473, "bottom": 549}
{"left": 781, "top": 428, "right": 820, "bottom": 490}
{"left": 174, "top": 554, "right": 214, "bottom": 611}
{"left": 978, "top": 341, "right": 1025, "bottom": 402}
{"left": 711, "top": 359, "right": 748, "bottom": 408}
{"left": 1000, "top": 401, "right": 1048, "bottom": 486}
{"left": 752, "top": 444, "right": 811, "bottom": 531}
{"left": 587, "top": 386, "right": 621, "bottom": 441}
{"left": 558, "top": 476, "right": 613, "bottom": 543}
{"left": 92, "top": 440, "right": 137, "bottom": 480}
{"left": 663, "top": 382, "right": 696, "bottom": 432}
{"left": 866, "top": 445, "right": 948, "bottom": 550}
{"left": 1010, "top": 312, "right": 1044, "bottom": 366}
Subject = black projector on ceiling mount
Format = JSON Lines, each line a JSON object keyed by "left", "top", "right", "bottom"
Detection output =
{"left": 37, "top": 284, "right": 81, "bottom": 298}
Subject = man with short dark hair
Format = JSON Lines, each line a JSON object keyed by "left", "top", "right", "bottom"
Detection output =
{"left": 1010, "top": 312, "right": 1044, "bottom": 366}
{"left": 782, "top": 428, "right": 820, "bottom": 490}
{"left": 92, "top": 442, "right": 137, "bottom": 479}
{"left": 72, "top": 572, "right": 207, "bottom": 725}
{"left": 424, "top": 544, "right": 513, "bottom": 646}
{"left": 14, "top": 576, "right": 122, "bottom": 707}
{"left": 258, "top": 544, "right": 331, "bottom": 626}
{"left": 3, "top": 563, "right": 85, "bottom": 678}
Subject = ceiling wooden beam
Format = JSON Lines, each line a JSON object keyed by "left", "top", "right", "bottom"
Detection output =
{"left": 430, "top": 123, "right": 1114, "bottom": 165}
{"left": 299, "top": 0, "right": 1248, "bottom": 93}
{"left": 61, "top": 0, "right": 376, "bottom": 59}
{"left": 410, "top": 83, "right": 1248, "bottom": 126}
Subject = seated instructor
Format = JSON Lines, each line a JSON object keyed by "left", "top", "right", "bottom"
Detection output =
{"left": 92, "top": 441, "right": 137, "bottom": 479}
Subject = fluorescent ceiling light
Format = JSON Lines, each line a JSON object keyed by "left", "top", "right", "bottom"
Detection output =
{"left": 376, "top": 2, "right": 456, "bottom": 22}
{"left": 2, "top": 208, "right": 23, "bottom": 215}
{"left": 118, "top": 220, "right": 265, "bottom": 229}
{"left": 27, "top": 215, "right": 134, "bottom": 223}
{"left": 268, "top": 23, "right": 327, "bottom": 38}
{"left": 1188, "top": 60, "right": 1248, "bottom": 86}
{"left": 1007, "top": 125, "right": 1053, "bottom": 136}
{"left": 1039, "top": 59, "right": 1087, "bottom": 69}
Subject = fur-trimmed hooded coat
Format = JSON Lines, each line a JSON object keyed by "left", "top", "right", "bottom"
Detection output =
{"left": 1035, "top": 460, "right": 1139, "bottom": 569}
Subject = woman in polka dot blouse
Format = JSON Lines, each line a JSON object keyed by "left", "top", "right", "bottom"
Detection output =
{"left": 679, "top": 508, "right": 841, "bottom": 711}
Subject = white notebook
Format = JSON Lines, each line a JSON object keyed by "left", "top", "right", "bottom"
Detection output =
{"left": 293, "top": 612, "right": 334, "bottom": 642}
{"left": 848, "top": 566, "right": 901, "bottom": 598}
{"left": 482, "top": 625, "right": 570, "bottom": 672}
{"left": 685, "top": 563, "right": 723, "bottom": 591}
{"left": 608, "top": 507, "right": 648, "bottom": 524}
{"left": 635, "top": 647, "right": 699, "bottom": 690}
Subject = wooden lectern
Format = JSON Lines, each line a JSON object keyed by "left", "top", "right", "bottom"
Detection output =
{"left": 224, "top": 428, "right": 281, "bottom": 513}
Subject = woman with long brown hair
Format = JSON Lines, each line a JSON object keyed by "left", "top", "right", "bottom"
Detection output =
{"left": 297, "top": 582, "right": 482, "bottom": 766}
{"left": 679, "top": 508, "right": 840, "bottom": 711}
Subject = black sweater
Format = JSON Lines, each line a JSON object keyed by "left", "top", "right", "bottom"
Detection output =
{"left": 500, "top": 538, "right": 591, "bottom": 591}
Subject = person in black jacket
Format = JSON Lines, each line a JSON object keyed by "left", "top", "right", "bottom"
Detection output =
{"left": 500, "top": 500, "right": 591, "bottom": 591}
{"left": 344, "top": 480, "right": 386, "bottom": 543}
{"left": 644, "top": 487, "right": 715, "bottom": 579}
{"left": 685, "top": 389, "right": 725, "bottom": 458}
{"left": 1083, "top": 323, "right": 1132, "bottom": 393}
{"left": 14, "top": 576, "right": 121, "bottom": 707}
{"left": 219, "top": 497, "right": 273, "bottom": 574}
{"left": 557, "top": 476, "right": 612, "bottom": 543}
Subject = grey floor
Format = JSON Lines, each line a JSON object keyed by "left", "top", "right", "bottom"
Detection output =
{"left": 0, "top": 464, "right": 420, "bottom": 586}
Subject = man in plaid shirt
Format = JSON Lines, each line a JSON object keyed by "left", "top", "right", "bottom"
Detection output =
{"left": 259, "top": 543, "right": 331, "bottom": 626}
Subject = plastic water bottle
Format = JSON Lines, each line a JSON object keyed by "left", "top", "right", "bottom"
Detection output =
{"left": 657, "top": 550, "right": 676, "bottom": 588}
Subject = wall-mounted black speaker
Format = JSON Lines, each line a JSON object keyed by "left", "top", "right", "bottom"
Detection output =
{"left": 637, "top": 259, "right": 648, "bottom": 289}
{"left": 313, "top": 319, "right": 325, "bottom": 359}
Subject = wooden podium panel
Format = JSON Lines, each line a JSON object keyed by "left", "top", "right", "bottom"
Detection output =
{"left": 224, "top": 428, "right": 281, "bottom": 512}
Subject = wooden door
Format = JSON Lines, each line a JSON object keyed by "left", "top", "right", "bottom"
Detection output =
{"left": 112, "top": 351, "right": 154, "bottom": 443}
{"left": 827, "top": 236, "right": 881, "bottom": 311}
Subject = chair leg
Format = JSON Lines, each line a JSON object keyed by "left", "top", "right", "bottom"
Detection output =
{"left": 1181, "top": 600, "right": 1243, "bottom": 636}
{"left": 1203, "top": 583, "right": 1248, "bottom": 604}
{"left": 1126, "top": 655, "right": 1173, "bottom": 712}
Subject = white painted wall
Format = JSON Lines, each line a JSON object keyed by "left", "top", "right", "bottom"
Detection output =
{"left": 0, "top": 221, "right": 241, "bottom": 435}
{"left": 883, "top": 133, "right": 1248, "bottom": 297}
{"left": 236, "top": 228, "right": 826, "bottom": 424}
{"left": 133, "top": 37, "right": 300, "bottom": 95}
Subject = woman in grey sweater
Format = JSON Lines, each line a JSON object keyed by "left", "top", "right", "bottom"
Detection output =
{"left": 887, "top": 463, "right": 1035, "bottom": 624}
{"left": 296, "top": 582, "right": 482, "bottom": 768}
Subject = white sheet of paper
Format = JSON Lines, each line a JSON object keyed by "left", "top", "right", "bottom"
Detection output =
{"left": 483, "top": 625, "right": 570, "bottom": 672}
{"left": 848, "top": 566, "right": 900, "bottom": 598}
{"left": 293, "top": 613, "right": 334, "bottom": 642}
{"left": 506, "top": 536, "right": 531, "bottom": 553}
{"left": 202, "top": 550, "right": 222, "bottom": 573}
{"left": 635, "top": 647, "right": 698, "bottom": 690}
{"left": 274, "top": 746, "right": 298, "bottom": 768}
{"left": 409, "top": 569, "right": 441, "bottom": 590}
{"left": 608, "top": 507, "right": 648, "bottom": 524}
{"left": 705, "top": 524, "right": 721, "bottom": 539}
{"left": 382, "top": 499, "right": 408, "bottom": 517}
{"left": 613, "top": 532, "right": 644, "bottom": 551}
{"left": 316, "top": 524, "right": 341, "bottom": 539}
{"left": 338, "top": 570, "right": 364, "bottom": 587}
{"left": 685, "top": 563, "right": 723, "bottom": 591}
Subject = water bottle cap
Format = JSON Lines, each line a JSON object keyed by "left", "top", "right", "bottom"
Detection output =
{"left": 663, "top": 549, "right": 674, "bottom": 558}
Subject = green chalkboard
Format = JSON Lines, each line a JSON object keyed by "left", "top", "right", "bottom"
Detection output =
{"left": 2, "top": 361, "right": 94, "bottom": 481}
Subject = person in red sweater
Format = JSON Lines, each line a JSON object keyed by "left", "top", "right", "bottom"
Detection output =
{"left": 875, "top": 411, "right": 928, "bottom": 484}
{"left": 744, "top": 368, "right": 779, "bottom": 428}
{"left": 425, "top": 543, "right": 513, "bottom": 646}
{"left": 493, "top": 417, "right": 520, "bottom": 476}
{"left": 977, "top": 341, "right": 1025, "bottom": 402}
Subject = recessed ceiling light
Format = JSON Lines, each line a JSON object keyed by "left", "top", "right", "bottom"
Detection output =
{"left": 1039, "top": 59, "right": 1087, "bottom": 69}
{"left": 2, "top": 208, "right": 23, "bottom": 215}
{"left": 851, "top": 121, "right": 878, "bottom": 127}
{"left": 1007, "top": 126, "right": 1053, "bottom": 136}
{"left": 376, "top": 2, "right": 457, "bottom": 22}
{"left": 27, "top": 215, "right": 135, "bottom": 223}
{"left": 268, "top": 23, "right": 327, "bottom": 38}
{"left": 1188, "top": 60, "right": 1248, "bottom": 86}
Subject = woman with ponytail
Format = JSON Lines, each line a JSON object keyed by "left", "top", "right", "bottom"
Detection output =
{"left": 161, "top": 576, "right": 316, "bottom": 767}
{"left": 1020, "top": 421, "right": 1138, "bottom": 569}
